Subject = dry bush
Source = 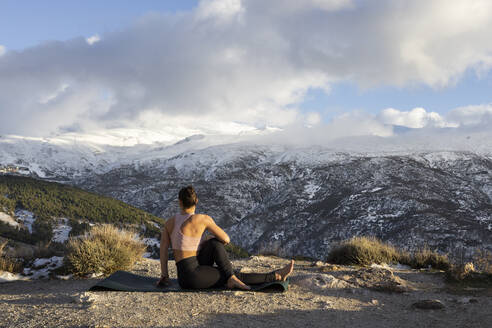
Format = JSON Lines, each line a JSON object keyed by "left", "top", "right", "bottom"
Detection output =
{"left": 472, "top": 249, "right": 492, "bottom": 274}
{"left": 408, "top": 246, "right": 450, "bottom": 271}
{"left": 224, "top": 242, "right": 250, "bottom": 259}
{"left": 0, "top": 241, "right": 23, "bottom": 273}
{"left": 446, "top": 262, "right": 476, "bottom": 281}
{"left": 66, "top": 224, "right": 146, "bottom": 277}
{"left": 326, "top": 236, "right": 404, "bottom": 266}
{"left": 327, "top": 236, "right": 450, "bottom": 270}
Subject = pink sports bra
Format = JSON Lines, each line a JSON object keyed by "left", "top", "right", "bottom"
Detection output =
{"left": 171, "top": 213, "right": 203, "bottom": 251}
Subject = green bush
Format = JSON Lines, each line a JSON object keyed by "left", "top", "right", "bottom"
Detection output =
{"left": 68, "top": 219, "right": 90, "bottom": 237}
{"left": 65, "top": 224, "right": 146, "bottom": 277}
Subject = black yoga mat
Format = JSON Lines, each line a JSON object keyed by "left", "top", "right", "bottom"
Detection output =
{"left": 89, "top": 270, "right": 289, "bottom": 292}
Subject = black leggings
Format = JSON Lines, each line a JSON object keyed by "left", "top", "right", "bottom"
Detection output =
{"left": 176, "top": 238, "right": 277, "bottom": 289}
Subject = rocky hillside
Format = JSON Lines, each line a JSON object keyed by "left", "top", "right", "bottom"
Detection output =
{"left": 1, "top": 134, "right": 491, "bottom": 260}
{"left": 73, "top": 145, "right": 492, "bottom": 260}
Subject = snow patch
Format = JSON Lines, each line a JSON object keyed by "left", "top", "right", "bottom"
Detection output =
{"left": 52, "top": 218, "right": 72, "bottom": 243}
{"left": 304, "top": 181, "right": 321, "bottom": 199}
{"left": 143, "top": 237, "right": 160, "bottom": 248}
{"left": 0, "top": 212, "right": 19, "bottom": 228}
{"left": 15, "top": 209, "right": 35, "bottom": 233}
{"left": 0, "top": 271, "right": 27, "bottom": 283}
{"left": 23, "top": 256, "right": 64, "bottom": 279}
{"left": 370, "top": 263, "right": 412, "bottom": 270}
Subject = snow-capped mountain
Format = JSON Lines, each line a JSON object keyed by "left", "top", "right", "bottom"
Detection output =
{"left": 1, "top": 131, "right": 491, "bottom": 260}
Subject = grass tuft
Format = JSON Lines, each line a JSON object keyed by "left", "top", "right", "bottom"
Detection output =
{"left": 0, "top": 240, "right": 23, "bottom": 273}
{"left": 65, "top": 224, "right": 146, "bottom": 277}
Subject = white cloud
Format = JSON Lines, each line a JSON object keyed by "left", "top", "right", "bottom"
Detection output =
{"left": 377, "top": 105, "right": 492, "bottom": 131}
{"left": 1, "top": 0, "right": 492, "bottom": 136}
{"left": 0, "top": 45, "right": 5, "bottom": 56}
{"left": 305, "top": 112, "right": 322, "bottom": 126}
{"left": 446, "top": 104, "right": 492, "bottom": 127}
{"left": 86, "top": 35, "right": 101, "bottom": 45}
{"left": 196, "top": 0, "right": 244, "bottom": 22}
{"left": 378, "top": 107, "right": 454, "bottom": 128}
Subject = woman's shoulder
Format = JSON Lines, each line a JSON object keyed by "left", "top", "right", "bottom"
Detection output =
{"left": 162, "top": 215, "right": 176, "bottom": 232}
{"left": 191, "top": 213, "right": 212, "bottom": 222}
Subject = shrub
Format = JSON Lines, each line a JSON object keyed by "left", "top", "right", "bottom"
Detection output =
{"left": 68, "top": 219, "right": 90, "bottom": 237}
{"left": 0, "top": 240, "right": 23, "bottom": 273}
{"left": 472, "top": 248, "right": 492, "bottom": 274}
{"left": 327, "top": 236, "right": 403, "bottom": 266}
{"left": 408, "top": 246, "right": 450, "bottom": 271}
{"left": 65, "top": 224, "right": 146, "bottom": 277}
{"left": 327, "top": 236, "right": 450, "bottom": 270}
{"left": 225, "top": 242, "right": 250, "bottom": 259}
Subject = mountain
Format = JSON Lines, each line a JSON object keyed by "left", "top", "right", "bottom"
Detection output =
{"left": 0, "top": 176, "right": 163, "bottom": 254}
{"left": 1, "top": 132, "right": 491, "bottom": 260}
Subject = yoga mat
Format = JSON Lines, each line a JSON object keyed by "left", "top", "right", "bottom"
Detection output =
{"left": 89, "top": 270, "right": 289, "bottom": 293}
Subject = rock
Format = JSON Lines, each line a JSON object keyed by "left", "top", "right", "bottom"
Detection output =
{"left": 319, "top": 264, "right": 342, "bottom": 272}
{"left": 72, "top": 292, "right": 97, "bottom": 305}
{"left": 371, "top": 299, "right": 379, "bottom": 305}
{"left": 87, "top": 272, "right": 104, "bottom": 278}
{"left": 349, "top": 267, "right": 412, "bottom": 293}
{"left": 293, "top": 273, "right": 352, "bottom": 290}
{"left": 412, "top": 300, "right": 445, "bottom": 310}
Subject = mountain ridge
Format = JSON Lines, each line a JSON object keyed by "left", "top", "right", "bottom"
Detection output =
{"left": 1, "top": 133, "right": 491, "bottom": 260}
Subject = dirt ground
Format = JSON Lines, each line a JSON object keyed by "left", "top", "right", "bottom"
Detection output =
{"left": 1, "top": 256, "right": 491, "bottom": 328}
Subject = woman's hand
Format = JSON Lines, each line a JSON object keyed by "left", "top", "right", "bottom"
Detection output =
{"left": 156, "top": 276, "right": 169, "bottom": 287}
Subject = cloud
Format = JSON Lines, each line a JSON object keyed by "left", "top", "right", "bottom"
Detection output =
{"left": 86, "top": 35, "right": 101, "bottom": 45}
{"left": 0, "top": 45, "right": 5, "bottom": 56}
{"left": 252, "top": 105, "right": 492, "bottom": 153}
{"left": 446, "top": 104, "right": 492, "bottom": 127}
{"left": 377, "top": 105, "right": 492, "bottom": 131}
{"left": 1, "top": 0, "right": 492, "bottom": 136}
{"left": 378, "top": 107, "right": 453, "bottom": 128}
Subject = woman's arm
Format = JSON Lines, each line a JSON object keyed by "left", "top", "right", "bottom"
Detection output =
{"left": 157, "top": 221, "right": 171, "bottom": 285}
{"left": 204, "top": 215, "right": 230, "bottom": 245}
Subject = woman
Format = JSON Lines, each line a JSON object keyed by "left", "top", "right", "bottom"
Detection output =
{"left": 156, "top": 185, "right": 294, "bottom": 290}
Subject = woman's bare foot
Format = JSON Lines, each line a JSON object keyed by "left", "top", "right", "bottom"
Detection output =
{"left": 275, "top": 259, "right": 295, "bottom": 281}
{"left": 226, "top": 275, "right": 251, "bottom": 290}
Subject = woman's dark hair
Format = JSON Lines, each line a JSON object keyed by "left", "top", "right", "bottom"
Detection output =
{"left": 178, "top": 185, "right": 198, "bottom": 209}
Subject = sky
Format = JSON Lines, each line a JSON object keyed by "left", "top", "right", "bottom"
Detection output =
{"left": 0, "top": 0, "right": 491, "bottom": 146}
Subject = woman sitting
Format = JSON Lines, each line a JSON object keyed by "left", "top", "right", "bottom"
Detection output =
{"left": 156, "top": 185, "right": 294, "bottom": 290}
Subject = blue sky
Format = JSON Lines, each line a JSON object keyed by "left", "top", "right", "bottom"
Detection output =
{"left": 0, "top": 0, "right": 491, "bottom": 138}
{"left": 0, "top": 1, "right": 198, "bottom": 49}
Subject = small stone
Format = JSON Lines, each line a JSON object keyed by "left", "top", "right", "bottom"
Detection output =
{"left": 320, "top": 264, "right": 341, "bottom": 272}
{"left": 371, "top": 299, "right": 379, "bottom": 305}
{"left": 72, "top": 292, "right": 97, "bottom": 305}
{"left": 469, "top": 299, "right": 479, "bottom": 304}
{"left": 412, "top": 300, "right": 445, "bottom": 310}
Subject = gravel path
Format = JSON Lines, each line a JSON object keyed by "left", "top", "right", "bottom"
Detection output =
{"left": 1, "top": 257, "right": 491, "bottom": 328}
